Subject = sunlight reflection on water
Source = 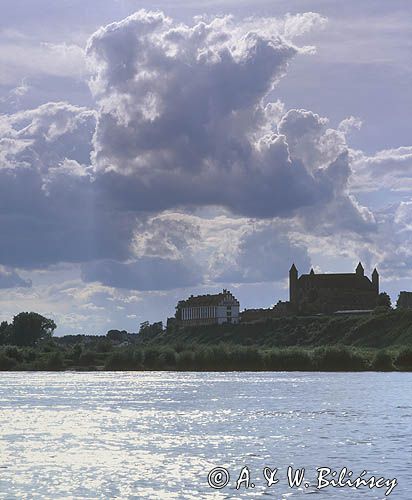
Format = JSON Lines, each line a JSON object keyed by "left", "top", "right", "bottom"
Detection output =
{"left": 0, "top": 372, "right": 410, "bottom": 499}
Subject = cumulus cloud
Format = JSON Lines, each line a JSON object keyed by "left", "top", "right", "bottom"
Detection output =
{"left": 371, "top": 202, "right": 412, "bottom": 279}
{"left": 0, "top": 9, "right": 393, "bottom": 295}
{"left": 85, "top": 10, "right": 368, "bottom": 224}
{"left": 213, "top": 220, "right": 310, "bottom": 283}
{"left": 0, "top": 101, "right": 95, "bottom": 170}
{"left": 278, "top": 108, "right": 347, "bottom": 170}
{"left": 351, "top": 146, "right": 412, "bottom": 192}
{"left": 0, "top": 32, "right": 86, "bottom": 86}
{"left": 86, "top": 210, "right": 310, "bottom": 290}
{"left": 81, "top": 211, "right": 205, "bottom": 291}
{"left": 130, "top": 215, "right": 201, "bottom": 260}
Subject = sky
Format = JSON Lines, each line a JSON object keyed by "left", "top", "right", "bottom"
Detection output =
{"left": 0, "top": 0, "right": 411, "bottom": 335}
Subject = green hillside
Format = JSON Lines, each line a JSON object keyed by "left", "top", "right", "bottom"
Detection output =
{"left": 145, "top": 309, "right": 412, "bottom": 349}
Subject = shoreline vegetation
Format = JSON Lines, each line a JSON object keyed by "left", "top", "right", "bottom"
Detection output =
{"left": 1, "top": 309, "right": 412, "bottom": 372}
{"left": 1, "top": 343, "right": 411, "bottom": 372}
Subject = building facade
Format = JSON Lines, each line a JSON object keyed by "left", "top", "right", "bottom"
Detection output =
{"left": 176, "top": 289, "right": 240, "bottom": 326}
{"left": 289, "top": 262, "right": 379, "bottom": 314}
{"left": 397, "top": 291, "right": 412, "bottom": 309}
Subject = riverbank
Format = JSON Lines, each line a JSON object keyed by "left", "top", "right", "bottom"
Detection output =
{"left": 2, "top": 309, "right": 412, "bottom": 371}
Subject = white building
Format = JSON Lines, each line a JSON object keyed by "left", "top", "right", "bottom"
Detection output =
{"left": 176, "top": 289, "right": 240, "bottom": 326}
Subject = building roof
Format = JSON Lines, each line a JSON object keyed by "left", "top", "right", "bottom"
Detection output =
{"left": 356, "top": 262, "right": 364, "bottom": 274}
{"left": 298, "top": 273, "right": 374, "bottom": 291}
{"left": 177, "top": 289, "right": 239, "bottom": 307}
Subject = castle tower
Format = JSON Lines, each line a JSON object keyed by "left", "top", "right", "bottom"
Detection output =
{"left": 372, "top": 268, "right": 379, "bottom": 294}
{"left": 356, "top": 262, "right": 364, "bottom": 276}
{"left": 289, "top": 263, "right": 298, "bottom": 304}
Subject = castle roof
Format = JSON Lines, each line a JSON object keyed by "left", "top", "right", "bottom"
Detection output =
{"left": 298, "top": 273, "right": 374, "bottom": 291}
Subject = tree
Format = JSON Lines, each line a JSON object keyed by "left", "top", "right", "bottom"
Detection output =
{"left": 151, "top": 322, "right": 163, "bottom": 335}
{"left": 106, "top": 329, "right": 127, "bottom": 342}
{"left": 11, "top": 312, "right": 56, "bottom": 346}
{"left": 377, "top": 292, "right": 391, "bottom": 308}
{"left": 139, "top": 321, "right": 163, "bottom": 335}
{"left": 71, "top": 343, "right": 82, "bottom": 363}
{"left": 0, "top": 321, "right": 12, "bottom": 345}
{"left": 139, "top": 321, "right": 150, "bottom": 334}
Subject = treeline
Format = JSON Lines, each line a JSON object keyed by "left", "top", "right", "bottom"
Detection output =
{"left": 1, "top": 342, "right": 412, "bottom": 372}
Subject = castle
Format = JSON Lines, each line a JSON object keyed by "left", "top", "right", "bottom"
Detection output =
{"left": 289, "top": 262, "right": 379, "bottom": 314}
{"left": 171, "top": 263, "right": 385, "bottom": 328}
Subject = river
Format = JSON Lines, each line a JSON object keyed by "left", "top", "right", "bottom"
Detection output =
{"left": 0, "top": 372, "right": 410, "bottom": 499}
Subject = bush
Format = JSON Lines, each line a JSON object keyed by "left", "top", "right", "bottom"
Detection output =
{"left": 394, "top": 348, "right": 412, "bottom": 370}
{"left": 0, "top": 352, "right": 17, "bottom": 370}
{"left": 78, "top": 350, "right": 98, "bottom": 367}
{"left": 229, "top": 347, "right": 263, "bottom": 371}
{"left": 371, "top": 350, "right": 394, "bottom": 371}
{"left": 194, "top": 346, "right": 231, "bottom": 371}
{"left": 105, "top": 350, "right": 143, "bottom": 370}
{"left": 265, "top": 348, "right": 313, "bottom": 371}
{"left": 44, "top": 351, "right": 64, "bottom": 371}
{"left": 157, "top": 348, "right": 177, "bottom": 369}
{"left": 70, "top": 343, "right": 82, "bottom": 363}
{"left": 176, "top": 350, "right": 195, "bottom": 370}
{"left": 24, "top": 348, "right": 37, "bottom": 363}
{"left": 143, "top": 347, "right": 161, "bottom": 369}
{"left": 313, "top": 346, "right": 367, "bottom": 371}
{"left": 41, "top": 341, "right": 58, "bottom": 353}
{"left": 287, "top": 348, "right": 313, "bottom": 370}
{"left": 96, "top": 339, "right": 113, "bottom": 353}
{"left": 4, "top": 346, "right": 24, "bottom": 362}
{"left": 264, "top": 349, "right": 283, "bottom": 370}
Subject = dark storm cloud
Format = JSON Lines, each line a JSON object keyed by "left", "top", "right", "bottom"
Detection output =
{"left": 81, "top": 257, "right": 202, "bottom": 291}
{"left": 0, "top": 102, "right": 134, "bottom": 268}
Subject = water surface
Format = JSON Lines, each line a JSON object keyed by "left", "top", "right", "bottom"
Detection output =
{"left": 0, "top": 372, "right": 410, "bottom": 499}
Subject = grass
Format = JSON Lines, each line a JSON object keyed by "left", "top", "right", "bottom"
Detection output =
{"left": 1, "top": 343, "right": 412, "bottom": 372}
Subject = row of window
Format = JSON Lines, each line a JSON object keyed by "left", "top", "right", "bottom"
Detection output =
{"left": 181, "top": 306, "right": 237, "bottom": 320}
{"left": 181, "top": 306, "right": 217, "bottom": 320}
